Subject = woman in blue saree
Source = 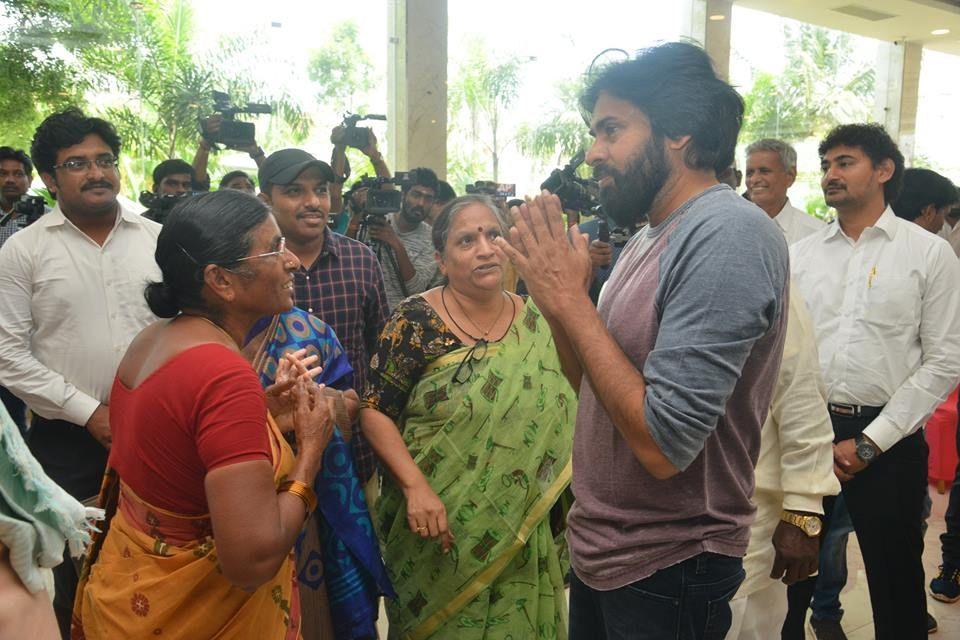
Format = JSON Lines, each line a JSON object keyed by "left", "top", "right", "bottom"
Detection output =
{"left": 244, "top": 308, "right": 394, "bottom": 639}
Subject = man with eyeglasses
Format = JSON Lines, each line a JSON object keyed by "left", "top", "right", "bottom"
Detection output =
{"left": 0, "top": 107, "right": 161, "bottom": 636}
{"left": 366, "top": 167, "right": 441, "bottom": 310}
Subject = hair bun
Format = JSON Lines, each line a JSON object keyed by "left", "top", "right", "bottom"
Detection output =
{"left": 144, "top": 281, "right": 180, "bottom": 318}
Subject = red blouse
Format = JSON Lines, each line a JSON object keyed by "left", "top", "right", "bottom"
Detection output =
{"left": 109, "top": 343, "right": 271, "bottom": 515}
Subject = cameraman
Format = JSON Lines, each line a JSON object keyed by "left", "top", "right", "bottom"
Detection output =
{"left": 368, "top": 167, "right": 440, "bottom": 310}
{"left": 330, "top": 125, "right": 392, "bottom": 235}
{"left": 0, "top": 146, "right": 41, "bottom": 436}
{"left": 219, "top": 170, "right": 256, "bottom": 194}
{"left": 0, "top": 147, "right": 46, "bottom": 249}
{"left": 192, "top": 115, "right": 267, "bottom": 192}
{"left": 142, "top": 159, "right": 197, "bottom": 223}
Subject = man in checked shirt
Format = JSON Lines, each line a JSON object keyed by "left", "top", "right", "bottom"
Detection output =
{"left": 259, "top": 148, "right": 389, "bottom": 489}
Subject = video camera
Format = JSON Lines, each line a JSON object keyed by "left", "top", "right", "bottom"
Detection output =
{"left": 597, "top": 218, "right": 636, "bottom": 249}
{"left": 540, "top": 150, "right": 599, "bottom": 214}
{"left": 354, "top": 170, "right": 423, "bottom": 220}
{"left": 341, "top": 113, "right": 387, "bottom": 150}
{"left": 464, "top": 180, "right": 516, "bottom": 207}
{"left": 0, "top": 195, "right": 46, "bottom": 228}
{"left": 139, "top": 191, "right": 196, "bottom": 225}
{"left": 207, "top": 91, "right": 273, "bottom": 148}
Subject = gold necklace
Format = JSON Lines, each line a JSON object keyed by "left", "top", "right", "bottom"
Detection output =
{"left": 442, "top": 286, "right": 507, "bottom": 340}
{"left": 182, "top": 314, "right": 236, "bottom": 347}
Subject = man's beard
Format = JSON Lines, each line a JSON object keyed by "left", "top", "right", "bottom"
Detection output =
{"left": 597, "top": 136, "right": 669, "bottom": 228}
{"left": 400, "top": 202, "right": 425, "bottom": 225}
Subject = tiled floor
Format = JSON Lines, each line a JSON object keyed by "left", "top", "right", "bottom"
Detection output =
{"left": 817, "top": 486, "right": 959, "bottom": 639}
{"left": 376, "top": 487, "right": 960, "bottom": 638}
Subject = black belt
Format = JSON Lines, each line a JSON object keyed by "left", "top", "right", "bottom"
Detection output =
{"left": 827, "top": 403, "right": 884, "bottom": 419}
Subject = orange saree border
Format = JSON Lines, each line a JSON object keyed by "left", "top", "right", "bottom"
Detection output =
{"left": 72, "top": 415, "right": 302, "bottom": 640}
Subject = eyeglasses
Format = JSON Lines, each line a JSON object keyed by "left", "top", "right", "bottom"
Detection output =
{"left": 452, "top": 338, "right": 487, "bottom": 385}
{"left": 52, "top": 156, "right": 119, "bottom": 174}
{"left": 231, "top": 237, "right": 287, "bottom": 263}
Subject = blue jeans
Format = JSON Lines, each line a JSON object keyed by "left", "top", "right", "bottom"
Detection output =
{"left": 569, "top": 553, "right": 745, "bottom": 640}
{"left": 811, "top": 494, "right": 854, "bottom": 622}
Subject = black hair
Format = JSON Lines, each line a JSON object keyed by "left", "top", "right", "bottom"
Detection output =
{"left": 219, "top": 170, "right": 253, "bottom": 190}
{"left": 152, "top": 159, "right": 195, "bottom": 189}
{"left": 892, "top": 168, "right": 957, "bottom": 221}
{"left": 145, "top": 190, "right": 270, "bottom": 318}
{"left": 579, "top": 41, "right": 744, "bottom": 176}
{"left": 30, "top": 107, "right": 121, "bottom": 175}
{"left": 435, "top": 180, "right": 456, "bottom": 204}
{"left": 818, "top": 123, "right": 905, "bottom": 205}
{"left": 0, "top": 147, "right": 33, "bottom": 175}
{"left": 431, "top": 194, "right": 507, "bottom": 253}
{"left": 406, "top": 167, "right": 439, "bottom": 193}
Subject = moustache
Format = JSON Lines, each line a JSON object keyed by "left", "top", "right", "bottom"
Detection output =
{"left": 82, "top": 181, "right": 114, "bottom": 191}
{"left": 825, "top": 182, "right": 845, "bottom": 191}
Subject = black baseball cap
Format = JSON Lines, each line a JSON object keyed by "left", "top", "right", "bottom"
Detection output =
{"left": 258, "top": 149, "right": 334, "bottom": 188}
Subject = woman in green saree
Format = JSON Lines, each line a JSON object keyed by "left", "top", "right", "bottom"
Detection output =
{"left": 361, "top": 195, "right": 575, "bottom": 639}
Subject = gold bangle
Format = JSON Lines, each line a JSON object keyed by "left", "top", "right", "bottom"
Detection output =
{"left": 277, "top": 480, "right": 317, "bottom": 516}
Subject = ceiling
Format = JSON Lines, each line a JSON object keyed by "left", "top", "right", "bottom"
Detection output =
{"left": 734, "top": 0, "right": 960, "bottom": 56}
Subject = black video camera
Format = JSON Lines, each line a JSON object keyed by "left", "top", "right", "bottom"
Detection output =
{"left": 597, "top": 218, "right": 636, "bottom": 249}
{"left": 139, "top": 191, "right": 196, "bottom": 225}
{"left": 541, "top": 150, "right": 599, "bottom": 214}
{"left": 0, "top": 195, "right": 46, "bottom": 227}
{"left": 207, "top": 91, "right": 273, "bottom": 148}
{"left": 341, "top": 113, "right": 387, "bottom": 150}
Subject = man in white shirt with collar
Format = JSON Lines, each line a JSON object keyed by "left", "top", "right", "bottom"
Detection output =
{"left": 745, "top": 138, "right": 825, "bottom": 245}
{"left": 789, "top": 123, "right": 960, "bottom": 639}
{"left": 0, "top": 108, "right": 160, "bottom": 635}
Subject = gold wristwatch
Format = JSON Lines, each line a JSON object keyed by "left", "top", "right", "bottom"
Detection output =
{"left": 780, "top": 511, "right": 822, "bottom": 537}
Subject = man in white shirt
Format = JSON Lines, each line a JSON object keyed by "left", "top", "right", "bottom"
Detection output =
{"left": 745, "top": 139, "right": 825, "bottom": 245}
{"left": 938, "top": 200, "right": 960, "bottom": 257}
{"left": 0, "top": 108, "right": 160, "bottom": 634}
{"left": 727, "top": 289, "right": 839, "bottom": 640}
{"left": 789, "top": 123, "right": 960, "bottom": 639}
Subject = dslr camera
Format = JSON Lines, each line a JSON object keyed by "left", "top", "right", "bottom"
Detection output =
{"left": 340, "top": 113, "right": 387, "bottom": 150}
{"left": 0, "top": 195, "right": 46, "bottom": 227}
{"left": 206, "top": 91, "right": 273, "bottom": 148}
{"left": 540, "top": 150, "right": 599, "bottom": 214}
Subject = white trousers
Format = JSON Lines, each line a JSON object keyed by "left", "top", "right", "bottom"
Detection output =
{"left": 726, "top": 579, "right": 788, "bottom": 640}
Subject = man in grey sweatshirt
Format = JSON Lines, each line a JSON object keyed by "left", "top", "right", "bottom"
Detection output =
{"left": 496, "top": 42, "right": 790, "bottom": 640}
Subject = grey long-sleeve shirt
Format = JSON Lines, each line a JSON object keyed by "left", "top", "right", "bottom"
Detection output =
{"left": 567, "top": 185, "right": 789, "bottom": 591}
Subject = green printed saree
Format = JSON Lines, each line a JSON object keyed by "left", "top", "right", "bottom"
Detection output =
{"left": 372, "top": 298, "right": 575, "bottom": 639}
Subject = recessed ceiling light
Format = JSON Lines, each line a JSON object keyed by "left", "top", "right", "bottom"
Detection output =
{"left": 709, "top": 14, "right": 726, "bottom": 21}
{"left": 931, "top": 28, "right": 950, "bottom": 35}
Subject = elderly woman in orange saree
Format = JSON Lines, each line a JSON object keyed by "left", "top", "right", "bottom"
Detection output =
{"left": 72, "top": 191, "right": 335, "bottom": 639}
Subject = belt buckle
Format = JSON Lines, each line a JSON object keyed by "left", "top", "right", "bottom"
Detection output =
{"left": 830, "top": 403, "right": 857, "bottom": 417}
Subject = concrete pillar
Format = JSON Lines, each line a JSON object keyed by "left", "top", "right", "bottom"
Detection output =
{"left": 873, "top": 41, "right": 922, "bottom": 163}
{"left": 681, "top": 0, "right": 733, "bottom": 81}
{"left": 387, "top": 0, "right": 447, "bottom": 178}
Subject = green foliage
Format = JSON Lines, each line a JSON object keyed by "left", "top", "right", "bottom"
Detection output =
{"left": 307, "top": 21, "right": 376, "bottom": 115}
{"left": 740, "top": 24, "right": 875, "bottom": 142}
{"left": 448, "top": 39, "right": 527, "bottom": 181}
{"left": 516, "top": 78, "right": 592, "bottom": 168}
{"left": 0, "top": 0, "right": 314, "bottom": 196}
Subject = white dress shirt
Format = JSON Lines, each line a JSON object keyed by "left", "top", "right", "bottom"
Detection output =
{"left": 791, "top": 206, "right": 960, "bottom": 452}
{"left": 741, "top": 285, "right": 839, "bottom": 599}
{"left": 0, "top": 203, "right": 161, "bottom": 425}
{"left": 773, "top": 199, "right": 826, "bottom": 246}
{"left": 939, "top": 220, "right": 960, "bottom": 258}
